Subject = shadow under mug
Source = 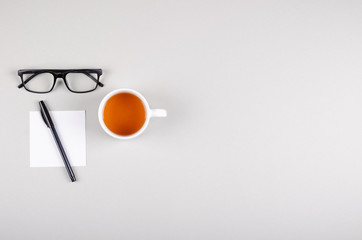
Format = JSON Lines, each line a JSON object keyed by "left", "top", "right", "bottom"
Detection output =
{"left": 98, "top": 88, "right": 167, "bottom": 139}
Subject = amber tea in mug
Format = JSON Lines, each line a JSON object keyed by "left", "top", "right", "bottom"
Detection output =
{"left": 98, "top": 89, "right": 167, "bottom": 139}
{"left": 103, "top": 93, "right": 146, "bottom": 136}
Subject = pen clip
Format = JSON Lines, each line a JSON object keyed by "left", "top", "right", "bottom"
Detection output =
{"left": 39, "top": 100, "right": 53, "bottom": 128}
{"left": 40, "top": 108, "right": 50, "bottom": 128}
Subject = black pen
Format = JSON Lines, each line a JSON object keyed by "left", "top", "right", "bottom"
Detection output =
{"left": 39, "top": 101, "right": 76, "bottom": 182}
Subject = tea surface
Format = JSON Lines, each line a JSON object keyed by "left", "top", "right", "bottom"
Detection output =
{"left": 103, "top": 93, "right": 146, "bottom": 136}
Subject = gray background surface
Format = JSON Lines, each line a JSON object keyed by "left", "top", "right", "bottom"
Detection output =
{"left": 1, "top": 0, "right": 362, "bottom": 239}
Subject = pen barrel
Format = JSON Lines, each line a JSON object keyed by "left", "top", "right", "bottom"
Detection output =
{"left": 50, "top": 127, "right": 77, "bottom": 182}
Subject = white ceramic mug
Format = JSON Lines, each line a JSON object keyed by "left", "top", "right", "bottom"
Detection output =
{"left": 98, "top": 88, "right": 167, "bottom": 139}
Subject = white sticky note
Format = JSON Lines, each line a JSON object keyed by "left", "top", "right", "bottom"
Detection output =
{"left": 29, "top": 111, "right": 86, "bottom": 167}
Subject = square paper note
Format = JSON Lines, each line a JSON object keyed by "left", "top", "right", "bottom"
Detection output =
{"left": 30, "top": 111, "right": 86, "bottom": 167}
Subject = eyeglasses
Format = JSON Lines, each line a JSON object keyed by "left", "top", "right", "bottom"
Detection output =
{"left": 18, "top": 69, "right": 104, "bottom": 93}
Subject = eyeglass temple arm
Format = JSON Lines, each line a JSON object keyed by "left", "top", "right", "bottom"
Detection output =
{"left": 18, "top": 72, "right": 104, "bottom": 88}
{"left": 84, "top": 72, "right": 104, "bottom": 87}
{"left": 17, "top": 74, "right": 37, "bottom": 88}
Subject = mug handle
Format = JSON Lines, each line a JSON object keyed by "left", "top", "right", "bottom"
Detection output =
{"left": 150, "top": 109, "right": 167, "bottom": 118}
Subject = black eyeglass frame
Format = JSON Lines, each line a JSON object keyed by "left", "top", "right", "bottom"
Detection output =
{"left": 18, "top": 69, "right": 104, "bottom": 93}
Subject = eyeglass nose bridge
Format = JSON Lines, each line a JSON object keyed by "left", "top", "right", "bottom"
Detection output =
{"left": 54, "top": 73, "right": 66, "bottom": 79}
